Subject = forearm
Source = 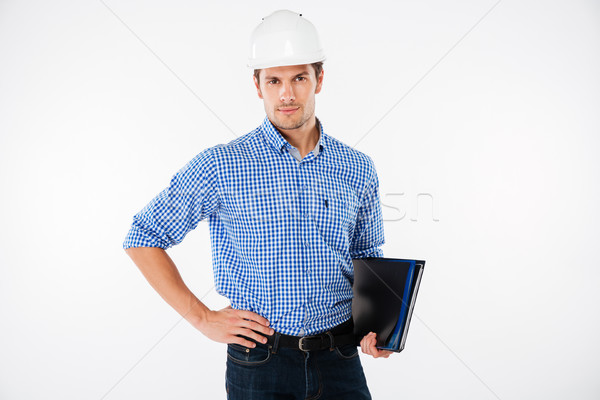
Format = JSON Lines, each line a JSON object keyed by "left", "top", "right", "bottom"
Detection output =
{"left": 124, "top": 247, "right": 208, "bottom": 328}
{"left": 124, "top": 246, "right": 273, "bottom": 347}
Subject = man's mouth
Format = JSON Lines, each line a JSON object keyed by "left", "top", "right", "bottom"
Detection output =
{"left": 278, "top": 107, "right": 299, "bottom": 115}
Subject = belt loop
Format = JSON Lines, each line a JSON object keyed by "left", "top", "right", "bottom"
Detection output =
{"left": 271, "top": 332, "right": 280, "bottom": 354}
{"left": 325, "top": 331, "right": 335, "bottom": 351}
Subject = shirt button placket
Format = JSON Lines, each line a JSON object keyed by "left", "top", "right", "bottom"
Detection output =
{"left": 298, "top": 162, "right": 311, "bottom": 332}
{"left": 298, "top": 164, "right": 310, "bottom": 248}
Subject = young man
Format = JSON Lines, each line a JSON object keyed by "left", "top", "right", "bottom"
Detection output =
{"left": 124, "top": 10, "right": 391, "bottom": 399}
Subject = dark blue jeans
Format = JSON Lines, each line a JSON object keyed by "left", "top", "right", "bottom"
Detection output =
{"left": 225, "top": 336, "right": 372, "bottom": 400}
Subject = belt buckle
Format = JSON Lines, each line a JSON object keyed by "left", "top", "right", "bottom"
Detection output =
{"left": 298, "top": 335, "right": 316, "bottom": 352}
{"left": 298, "top": 336, "right": 309, "bottom": 351}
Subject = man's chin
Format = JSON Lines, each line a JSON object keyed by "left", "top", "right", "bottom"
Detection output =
{"left": 273, "top": 118, "right": 303, "bottom": 131}
{"left": 277, "top": 124, "right": 302, "bottom": 130}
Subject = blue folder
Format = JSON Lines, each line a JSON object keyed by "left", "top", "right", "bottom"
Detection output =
{"left": 351, "top": 257, "right": 425, "bottom": 352}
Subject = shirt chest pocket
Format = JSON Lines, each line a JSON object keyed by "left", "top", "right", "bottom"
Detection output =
{"left": 310, "top": 192, "right": 358, "bottom": 252}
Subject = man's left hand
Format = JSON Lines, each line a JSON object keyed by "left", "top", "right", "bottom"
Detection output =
{"left": 359, "top": 332, "right": 393, "bottom": 358}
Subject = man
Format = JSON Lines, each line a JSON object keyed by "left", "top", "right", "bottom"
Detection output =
{"left": 123, "top": 9, "right": 391, "bottom": 399}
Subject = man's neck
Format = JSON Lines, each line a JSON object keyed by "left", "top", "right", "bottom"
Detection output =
{"left": 276, "top": 116, "right": 320, "bottom": 159}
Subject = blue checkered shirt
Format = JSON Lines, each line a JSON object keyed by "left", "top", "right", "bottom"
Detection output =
{"left": 123, "top": 116, "right": 385, "bottom": 336}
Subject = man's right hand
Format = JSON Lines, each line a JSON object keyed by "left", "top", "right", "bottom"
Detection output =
{"left": 196, "top": 305, "right": 274, "bottom": 348}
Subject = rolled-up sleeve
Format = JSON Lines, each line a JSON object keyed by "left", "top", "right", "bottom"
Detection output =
{"left": 123, "top": 147, "right": 220, "bottom": 249}
{"left": 349, "top": 159, "right": 385, "bottom": 259}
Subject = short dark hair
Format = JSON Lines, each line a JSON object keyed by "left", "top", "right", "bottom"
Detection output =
{"left": 254, "top": 61, "right": 324, "bottom": 85}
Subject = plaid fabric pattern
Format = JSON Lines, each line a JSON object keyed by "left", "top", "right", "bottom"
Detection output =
{"left": 123, "top": 116, "right": 384, "bottom": 336}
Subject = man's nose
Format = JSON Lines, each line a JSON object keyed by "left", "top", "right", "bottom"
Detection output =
{"left": 279, "top": 82, "right": 295, "bottom": 103}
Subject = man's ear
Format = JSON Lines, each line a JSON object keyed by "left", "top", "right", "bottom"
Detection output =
{"left": 253, "top": 75, "right": 263, "bottom": 99}
{"left": 315, "top": 68, "right": 324, "bottom": 94}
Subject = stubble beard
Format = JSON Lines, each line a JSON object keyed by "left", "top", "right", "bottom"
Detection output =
{"left": 271, "top": 99, "right": 315, "bottom": 131}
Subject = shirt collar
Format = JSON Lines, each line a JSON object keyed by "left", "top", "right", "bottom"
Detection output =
{"left": 261, "top": 115, "right": 328, "bottom": 155}
{"left": 312, "top": 128, "right": 322, "bottom": 156}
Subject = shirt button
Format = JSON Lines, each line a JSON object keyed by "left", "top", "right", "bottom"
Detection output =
{"left": 302, "top": 184, "right": 308, "bottom": 190}
{"left": 299, "top": 328, "right": 306, "bottom": 336}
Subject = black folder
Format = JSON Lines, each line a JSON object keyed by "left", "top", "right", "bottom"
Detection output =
{"left": 352, "top": 257, "right": 425, "bottom": 352}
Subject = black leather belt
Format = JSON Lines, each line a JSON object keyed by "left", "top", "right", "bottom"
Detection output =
{"left": 271, "top": 331, "right": 357, "bottom": 351}
{"left": 251, "top": 318, "right": 358, "bottom": 352}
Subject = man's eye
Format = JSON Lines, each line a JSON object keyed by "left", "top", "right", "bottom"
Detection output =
{"left": 268, "top": 80, "right": 278, "bottom": 84}
{"left": 296, "top": 77, "right": 305, "bottom": 81}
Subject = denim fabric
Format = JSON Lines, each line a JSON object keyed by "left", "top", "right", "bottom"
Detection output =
{"left": 225, "top": 339, "right": 372, "bottom": 400}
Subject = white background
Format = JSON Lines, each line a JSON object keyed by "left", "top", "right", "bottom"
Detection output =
{"left": 1, "top": 1, "right": 599, "bottom": 399}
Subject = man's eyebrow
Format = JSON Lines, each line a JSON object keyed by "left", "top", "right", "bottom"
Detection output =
{"left": 264, "top": 71, "right": 310, "bottom": 80}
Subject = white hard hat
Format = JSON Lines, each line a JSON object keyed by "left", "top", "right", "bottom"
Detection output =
{"left": 248, "top": 10, "right": 326, "bottom": 69}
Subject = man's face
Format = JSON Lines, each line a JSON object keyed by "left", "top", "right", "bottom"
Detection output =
{"left": 253, "top": 64, "right": 324, "bottom": 132}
